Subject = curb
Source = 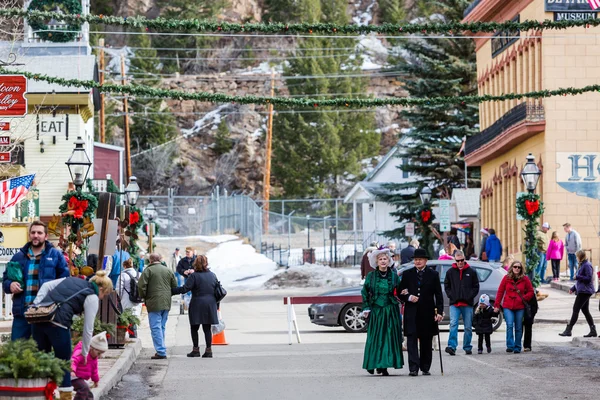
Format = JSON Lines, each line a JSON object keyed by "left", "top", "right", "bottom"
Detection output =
{"left": 550, "top": 281, "right": 572, "bottom": 293}
{"left": 92, "top": 338, "right": 142, "bottom": 399}
{"left": 572, "top": 336, "right": 600, "bottom": 350}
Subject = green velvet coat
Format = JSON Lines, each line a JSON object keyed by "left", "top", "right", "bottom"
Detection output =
{"left": 361, "top": 269, "right": 404, "bottom": 370}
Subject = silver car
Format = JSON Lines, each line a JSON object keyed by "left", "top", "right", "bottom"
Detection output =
{"left": 308, "top": 260, "right": 507, "bottom": 333}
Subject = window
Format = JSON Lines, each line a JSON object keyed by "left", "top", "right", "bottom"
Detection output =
{"left": 402, "top": 158, "right": 409, "bottom": 178}
{"left": 472, "top": 267, "right": 492, "bottom": 282}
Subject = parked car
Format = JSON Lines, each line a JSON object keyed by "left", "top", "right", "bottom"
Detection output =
{"left": 308, "top": 260, "right": 506, "bottom": 333}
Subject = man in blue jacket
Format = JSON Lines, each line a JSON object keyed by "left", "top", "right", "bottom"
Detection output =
{"left": 485, "top": 228, "right": 503, "bottom": 262}
{"left": 1, "top": 221, "right": 69, "bottom": 340}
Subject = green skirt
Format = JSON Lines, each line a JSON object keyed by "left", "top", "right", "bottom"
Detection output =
{"left": 362, "top": 304, "right": 404, "bottom": 370}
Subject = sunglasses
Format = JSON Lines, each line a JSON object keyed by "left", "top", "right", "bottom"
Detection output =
{"left": 513, "top": 265, "right": 523, "bottom": 269}
{"left": 455, "top": 259, "right": 465, "bottom": 263}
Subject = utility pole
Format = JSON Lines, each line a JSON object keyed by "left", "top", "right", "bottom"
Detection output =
{"left": 120, "top": 55, "right": 132, "bottom": 179}
{"left": 262, "top": 68, "right": 275, "bottom": 233}
{"left": 99, "top": 38, "right": 106, "bottom": 143}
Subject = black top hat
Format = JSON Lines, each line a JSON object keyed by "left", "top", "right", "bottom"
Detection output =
{"left": 413, "top": 248, "right": 429, "bottom": 260}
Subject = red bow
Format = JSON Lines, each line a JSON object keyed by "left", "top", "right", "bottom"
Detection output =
{"left": 44, "top": 381, "right": 57, "bottom": 400}
{"left": 68, "top": 196, "right": 89, "bottom": 219}
{"left": 525, "top": 199, "right": 539, "bottom": 215}
{"left": 421, "top": 210, "right": 431, "bottom": 223}
{"left": 129, "top": 211, "right": 140, "bottom": 225}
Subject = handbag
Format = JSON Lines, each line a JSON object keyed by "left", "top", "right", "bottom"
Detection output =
{"left": 24, "top": 287, "right": 89, "bottom": 324}
{"left": 214, "top": 279, "right": 227, "bottom": 303}
{"left": 512, "top": 281, "right": 533, "bottom": 320}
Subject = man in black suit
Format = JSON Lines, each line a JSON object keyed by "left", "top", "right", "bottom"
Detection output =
{"left": 399, "top": 248, "right": 444, "bottom": 376}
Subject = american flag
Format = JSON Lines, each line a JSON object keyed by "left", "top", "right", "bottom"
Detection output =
{"left": 589, "top": 0, "right": 600, "bottom": 10}
{"left": 0, "top": 174, "right": 35, "bottom": 214}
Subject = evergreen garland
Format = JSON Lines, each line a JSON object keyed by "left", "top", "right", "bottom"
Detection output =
{"left": 26, "top": 0, "right": 82, "bottom": 43}
{"left": 126, "top": 205, "right": 144, "bottom": 270}
{"left": 5, "top": 7, "right": 600, "bottom": 34}
{"left": 3, "top": 68, "right": 600, "bottom": 108}
{"left": 417, "top": 204, "right": 434, "bottom": 257}
{"left": 516, "top": 192, "right": 544, "bottom": 288}
{"left": 58, "top": 190, "right": 98, "bottom": 227}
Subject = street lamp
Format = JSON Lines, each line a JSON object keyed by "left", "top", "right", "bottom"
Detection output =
{"left": 65, "top": 137, "right": 92, "bottom": 191}
{"left": 419, "top": 186, "right": 432, "bottom": 205}
{"left": 521, "top": 153, "right": 541, "bottom": 193}
{"left": 125, "top": 176, "right": 140, "bottom": 206}
{"left": 144, "top": 199, "right": 157, "bottom": 251}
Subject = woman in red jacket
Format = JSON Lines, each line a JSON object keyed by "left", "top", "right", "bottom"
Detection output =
{"left": 494, "top": 261, "right": 534, "bottom": 354}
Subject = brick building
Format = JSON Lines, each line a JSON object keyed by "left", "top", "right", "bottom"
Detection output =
{"left": 464, "top": 0, "right": 600, "bottom": 267}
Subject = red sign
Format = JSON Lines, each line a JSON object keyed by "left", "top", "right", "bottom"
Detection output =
{"left": 0, "top": 137, "right": 9, "bottom": 146}
{"left": 0, "top": 152, "right": 11, "bottom": 163}
{"left": 0, "top": 122, "right": 9, "bottom": 130}
{"left": 0, "top": 75, "right": 27, "bottom": 117}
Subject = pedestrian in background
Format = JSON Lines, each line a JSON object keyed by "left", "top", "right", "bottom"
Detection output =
{"left": 546, "top": 231, "right": 564, "bottom": 282}
{"left": 563, "top": 223, "right": 582, "bottom": 281}
{"left": 398, "top": 248, "right": 444, "bottom": 376}
{"left": 361, "top": 248, "right": 403, "bottom": 376}
{"left": 138, "top": 253, "right": 177, "bottom": 359}
{"left": 473, "top": 294, "right": 496, "bottom": 354}
{"left": 479, "top": 229, "right": 489, "bottom": 261}
{"left": 522, "top": 293, "right": 538, "bottom": 352}
{"left": 559, "top": 250, "right": 596, "bottom": 337}
{"left": 116, "top": 258, "right": 142, "bottom": 338}
{"left": 536, "top": 223, "right": 551, "bottom": 283}
{"left": 177, "top": 247, "right": 196, "bottom": 310}
{"left": 2, "top": 221, "right": 69, "bottom": 340}
{"left": 110, "top": 239, "right": 130, "bottom": 287}
{"left": 171, "top": 247, "right": 183, "bottom": 285}
{"left": 444, "top": 250, "right": 480, "bottom": 356}
{"left": 463, "top": 235, "right": 475, "bottom": 260}
{"left": 400, "top": 239, "right": 418, "bottom": 265}
{"left": 494, "top": 261, "right": 534, "bottom": 353}
{"left": 501, "top": 255, "right": 514, "bottom": 272}
{"left": 485, "top": 228, "right": 503, "bottom": 262}
{"left": 360, "top": 241, "right": 378, "bottom": 280}
{"left": 172, "top": 255, "right": 220, "bottom": 358}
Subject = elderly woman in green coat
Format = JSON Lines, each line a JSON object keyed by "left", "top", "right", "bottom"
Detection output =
{"left": 361, "top": 247, "right": 404, "bottom": 376}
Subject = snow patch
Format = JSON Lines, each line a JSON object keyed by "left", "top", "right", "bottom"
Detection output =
{"left": 153, "top": 234, "right": 239, "bottom": 244}
{"left": 264, "top": 264, "right": 359, "bottom": 289}
{"left": 181, "top": 104, "right": 229, "bottom": 138}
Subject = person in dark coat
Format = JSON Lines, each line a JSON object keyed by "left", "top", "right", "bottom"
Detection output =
{"left": 400, "top": 239, "right": 419, "bottom": 265}
{"left": 172, "top": 255, "right": 220, "bottom": 358}
{"left": 559, "top": 249, "right": 596, "bottom": 337}
{"left": 398, "top": 248, "right": 444, "bottom": 376}
{"left": 473, "top": 294, "right": 497, "bottom": 354}
{"left": 522, "top": 292, "right": 539, "bottom": 352}
{"left": 176, "top": 247, "right": 196, "bottom": 310}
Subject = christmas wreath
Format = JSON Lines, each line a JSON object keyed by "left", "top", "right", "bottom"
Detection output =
{"left": 516, "top": 192, "right": 545, "bottom": 287}
{"left": 417, "top": 204, "right": 433, "bottom": 255}
{"left": 27, "top": 0, "right": 82, "bottom": 43}
{"left": 59, "top": 190, "right": 98, "bottom": 227}
{"left": 126, "top": 205, "right": 144, "bottom": 269}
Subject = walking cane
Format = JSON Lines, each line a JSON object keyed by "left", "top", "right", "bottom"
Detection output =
{"left": 435, "top": 308, "right": 444, "bottom": 376}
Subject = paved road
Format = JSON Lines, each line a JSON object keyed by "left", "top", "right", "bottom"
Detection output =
{"left": 105, "top": 287, "right": 600, "bottom": 400}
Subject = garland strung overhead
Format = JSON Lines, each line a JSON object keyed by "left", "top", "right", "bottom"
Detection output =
{"left": 3, "top": 8, "right": 600, "bottom": 35}
{"left": 2, "top": 68, "right": 600, "bottom": 108}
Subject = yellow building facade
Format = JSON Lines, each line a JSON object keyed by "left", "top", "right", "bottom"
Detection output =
{"left": 464, "top": 0, "right": 600, "bottom": 264}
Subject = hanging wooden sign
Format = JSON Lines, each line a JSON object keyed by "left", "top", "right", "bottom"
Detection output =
{"left": 0, "top": 75, "right": 28, "bottom": 117}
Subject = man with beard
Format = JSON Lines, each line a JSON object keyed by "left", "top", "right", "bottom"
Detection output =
{"left": 398, "top": 248, "right": 444, "bottom": 376}
{"left": 2, "top": 221, "right": 69, "bottom": 340}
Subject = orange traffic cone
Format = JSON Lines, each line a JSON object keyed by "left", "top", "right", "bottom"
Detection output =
{"left": 212, "top": 308, "right": 228, "bottom": 345}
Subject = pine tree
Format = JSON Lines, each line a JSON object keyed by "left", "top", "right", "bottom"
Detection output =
{"left": 271, "top": 0, "right": 379, "bottom": 198}
{"left": 127, "top": 31, "right": 178, "bottom": 150}
{"left": 214, "top": 120, "right": 233, "bottom": 155}
{"left": 380, "top": 0, "right": 479, "bottom": 251}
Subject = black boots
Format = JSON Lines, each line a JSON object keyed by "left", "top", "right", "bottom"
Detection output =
{"left": 584, "top": 325, "right": 598, "bottom": 338}
{"left": 187, "top": 347, "right": 201, "bottom": 357}
{"left": 202, "top": 347, "right": 213, "bottom": 358}
{"left": 558, "top": 325, "right": 573, "bottom": 337}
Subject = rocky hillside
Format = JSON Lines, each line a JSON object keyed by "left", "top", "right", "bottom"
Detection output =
{"left": 99, "top": 0, "right": 411, "bottom": 197}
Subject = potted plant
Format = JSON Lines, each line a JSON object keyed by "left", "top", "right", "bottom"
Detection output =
{"left": 71, "top": 316, "right": 115, "bottom": 346}
{"left": 0, "top": 339, "right": 70, "bottom": 399}
{"left": 116, "top": 309, "right": 141, "bottom": 344}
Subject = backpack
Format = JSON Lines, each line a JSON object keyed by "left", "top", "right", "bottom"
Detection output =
{"left": 123, "top": 269, "right": 143, "bottom": 304}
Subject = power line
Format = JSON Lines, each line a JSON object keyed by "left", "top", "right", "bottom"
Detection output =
{"left": 107, "top": 108, "right": 382, "bottom": 117}
{"left": 92, "top": 45, "right": 363, "bottom": 52}
{"left": 104, "top": 53, "right": 359, "bottom": 61}
{"left": 103, "top": 70, "right": 402, "bottom": 81}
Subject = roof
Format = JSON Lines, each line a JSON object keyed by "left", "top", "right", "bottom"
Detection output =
{"left": 3, "top": 55, "right": 96, "bottom": 93}
{"left": 344, "top": 182, "right": 400, "bottom": 203}
{"left": 364, "top": 146, "right": 399, "bottom": 182}
{"left": 94, "top": 142, "right": 125, "bottom": 152}
{"left": 451, "top": 188, "right": 481, "bottom": 217}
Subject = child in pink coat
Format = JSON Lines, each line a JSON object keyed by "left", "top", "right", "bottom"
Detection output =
{"left": 71, "top": 331, "right": 108, "bottom": 400}
{"left": 546, "top": 231, "right": 564, "bottom": 281}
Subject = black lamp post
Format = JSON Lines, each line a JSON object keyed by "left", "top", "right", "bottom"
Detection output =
{"left": 520, "top": 153, "right": 541, "bottom": 193}
{"left": 65, "top": 136, "right": 92, "bottom": 191}
{"left": 419, "top": 187, "right": 432, "bottom": 205}
{"left": 125, "top": 176, "right": 140, "bottom": 207}
{"left": 418, "top": 186, "right": 433, "bottom": 255}
{"left": 144, "top": 199, "right": 157, "bottom": 251}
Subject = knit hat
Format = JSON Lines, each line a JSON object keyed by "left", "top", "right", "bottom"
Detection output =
{"left": 368, "top": 248, "right": 393, "bottom": 269}
{"left": 91, "top": 331, "right": 108, "bottom": 352}
{"left": 480, "top": 228, "right": 489, "bottom": 235}
{"left": 479, "top": 294, "right": 491, "bottom": 308}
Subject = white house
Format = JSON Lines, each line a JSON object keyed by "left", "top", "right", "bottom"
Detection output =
{"left": 0, "top": 0, "right": 97, "bottom": 218}
{"left": 344, "top": 138, "right": 415, "bottom": 245}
